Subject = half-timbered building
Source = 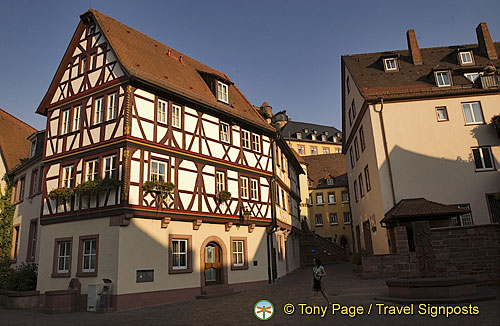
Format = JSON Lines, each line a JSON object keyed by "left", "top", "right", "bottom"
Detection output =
{"left": 35, "top": 9, "right": 286, "bottom": 311}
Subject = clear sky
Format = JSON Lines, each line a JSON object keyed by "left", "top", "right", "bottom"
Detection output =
{"left": 1, "top": 0, "right": 499, "bottom": 131}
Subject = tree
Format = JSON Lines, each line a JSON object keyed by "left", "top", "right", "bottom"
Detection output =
{"left": 0, "top": 175, "right": 15, "bottom": 263}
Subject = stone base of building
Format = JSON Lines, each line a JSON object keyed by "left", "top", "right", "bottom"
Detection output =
{"left": 386, "top": 276, "right": 477, "bottom": 299}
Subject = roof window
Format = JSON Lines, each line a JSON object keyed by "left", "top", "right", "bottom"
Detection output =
{"left": 435, "top": 71, "right": 452, "bottom": 87}
{"left": 458, "top": 51, "right": 474, "bottom": 65}
{"left": 384, "top": 58, "right": 398, "bottom": 71}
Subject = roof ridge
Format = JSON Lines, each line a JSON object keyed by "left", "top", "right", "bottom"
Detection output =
{"left": 0, "top": 108, "right": 37, "bottom": 132}
{"left": 285, "top": 120, "right": 341, "bottom": 131}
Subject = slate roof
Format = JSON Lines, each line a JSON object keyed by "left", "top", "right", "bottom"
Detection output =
{"left": 302, "top": 154, "right": 347, "bottom": 188}
{"left": 38, "top": 9, "right": 273, "bottom": 133}
{"left": 381, "top": 198, "right": 470, "bottom": 224}
{"left": 343, "top": 42, "right": 500, "bottom": 100}
{"left": 0, "top": 109, "right": 37, "bottom": 171}
{"left": 281, "top": 121, "right": 342, "bottom": 143}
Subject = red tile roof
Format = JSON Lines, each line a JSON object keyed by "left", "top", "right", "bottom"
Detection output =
{"left": 0, "top": 108, "right": 37, "bottom": 171}
{"left": 302, "top": 154, "right": 347, "bottom": 188}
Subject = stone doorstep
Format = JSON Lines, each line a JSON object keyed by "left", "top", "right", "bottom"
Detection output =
{"left": 196, "top": 285, "right": 240, "bottom": 299}
{"left": 373, "top": 294, "right": 498, "bottom": 305}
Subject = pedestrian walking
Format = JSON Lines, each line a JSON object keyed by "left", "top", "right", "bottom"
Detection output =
{"left": 312, "top": 258, "right": 331, "bottom": 305}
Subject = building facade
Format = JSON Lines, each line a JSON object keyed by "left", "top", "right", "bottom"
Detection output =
{"left": 280, "top": 120, "right": 342, "bottom": 156}
{"left": 342, "top": 23, "right": 500, "bottom": 254}
{"left": 33, "top": 9, "right": 299, "bottom": 311}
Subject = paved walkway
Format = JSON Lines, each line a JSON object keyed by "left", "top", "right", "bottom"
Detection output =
{"left": 1, "top": 263, "right": 499, "bottom": 325}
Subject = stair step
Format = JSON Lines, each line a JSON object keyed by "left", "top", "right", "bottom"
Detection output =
{"left": 197, "top": 286, "right": 239, "bottom": 299}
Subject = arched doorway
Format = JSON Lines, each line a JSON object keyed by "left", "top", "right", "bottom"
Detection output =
{"left": 339, "top": 236, "right": 348, "bottom": 248}
{"left": 204, "top": 242, "right": 222, "bottom": 285}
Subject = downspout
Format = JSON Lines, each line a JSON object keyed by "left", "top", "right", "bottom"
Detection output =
{"left": 267, "top": 136, "right": 278, "bottom": 283}
{"left": 373, "top": 98, "right": 397, "bottom": 207}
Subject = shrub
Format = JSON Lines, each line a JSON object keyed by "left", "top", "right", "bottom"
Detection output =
{"left": 0, "top": 263, "right": 37, "bottom": 291}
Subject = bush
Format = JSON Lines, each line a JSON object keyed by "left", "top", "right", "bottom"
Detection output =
{"left": 0, "top": 263, "right": 37, "bottom": 291}
{"left": 351, "top": 253, "right": 362, "bottom": 265}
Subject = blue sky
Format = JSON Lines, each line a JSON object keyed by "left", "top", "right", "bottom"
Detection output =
{"left": 1, "top": 0, "right": 499, "bottom": 131}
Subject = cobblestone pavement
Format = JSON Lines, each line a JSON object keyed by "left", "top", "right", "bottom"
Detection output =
{"left": 1, "top": 263, "right": 499, "bottom": 326}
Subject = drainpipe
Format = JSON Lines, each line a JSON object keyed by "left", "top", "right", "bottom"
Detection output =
{"left": 267, "top": 137, "right": 278, "bottom": 283}
{"left": 373, "top": 98, "right": 397, "bottom": 207}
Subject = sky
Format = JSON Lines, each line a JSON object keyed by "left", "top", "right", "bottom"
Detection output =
{"left": 1, "top": 0, "right": 499, "bottom": 131}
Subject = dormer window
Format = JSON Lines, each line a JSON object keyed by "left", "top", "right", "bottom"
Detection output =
{"left": 303, "top": 128, "right": 308, "bottom": 134}
{"left": 296, "top": 132, "right": 302, "bottom": 139}
{"left": 311, "top": 134, "right": 317, "bottom": 141}
{"left": 29, "top": 139, "right": 37, "bottom": 158}
{"left": 459, "top": 51, "right": 474, "bottom": 65}
{"left": 435, "top": 71, "right": 452, "bottom": 87}
{"left": 384, "top": 58, "right": 398, "bottom": 71}
{"left": 464, "top": 72, "right": 480, "bottom": 83}
{"left": 217, "top": 81, "right": 229, "bottom": 104}
{"left": 321, "top": 134, "right": 327, "bottom": 141}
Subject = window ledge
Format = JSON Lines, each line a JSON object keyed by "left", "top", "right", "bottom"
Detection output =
{"left": 51, "top": 272, "right": 71, "bottom": 278}
{"left": 169, "top": 268, "right": 193, "bottom": 274}
{"left": 231, "top": 264, "right": 249, "bottom": 271}
{"left": 76, "top": 271, "right": 97, "bottom": 278}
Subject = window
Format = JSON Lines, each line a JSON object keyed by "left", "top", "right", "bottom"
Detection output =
{"left": 94, "top": 97, "right": 104, "bottom": 124}
{"left": 310, "top": 146, "right": 318, "bottom": 155}
{"left": 358, "top": 174, "right": 365, "bottom": 197}
{"left": 90, "top": 53, "right": 97, "bottom": 70}
{"left": 462, "top": 102, "right": 484, "bottom": 124}
{"left": 252, "top": 134, "right": 261, "bottom": 152}
{"left": 311, "top": 134, "right": 317, "bottom": 141}
{"left": 281, "top": 189, "right": 286, "bottom": 210}
{"left": 240, "top": 177, "right": 249, "bottom": 199}
{"left": 349, "top": 147, "right": 354, "bottom": 168}
{"left": 172, "top": 104, "right": 181, "bottom": 128}
{"left": 30, "top": 168, "right": 40, "bottom": 196}
{"left": 321, "top": 135, "right": 327, "bottom": 142}
{"left": 435, "top": 71, "right": 452, "bottom": 87}
{"left": 364, "top": 165, "right": 371, "bottom": 192}
{"left": 151, "top": 160, "right": 167, "bottom": 181}
{"left": 351, "top": 99, "right": 356, "bottom": 118}
{"left": 216, "top": 171, "right": 225, "bottom": 192}
{"left": 341, "top": 190, "right": 349, "bottom": 203}
{"left": 217, "top": 81, "right": 229, "bottom": 103}
{"left": 220, "top": 122, "right": 230, "bottom": 143}
{"left": 327, "top": 178, "right": 334, "bottom": 185}
{"left": 344, "top": 212, "right": 352, "bottom": 224}
{"left": 316, "top": 193, "right": 324, "bottom": 205}
{"left": 353, "top": 180, "right": 359, "bottom": 202}
{"left": 157, "top": 99, "right": 167, "bottom": 124}
{"left": 323, "top": 147, "right": 330, "bottom": 154}
{"left": 62, "top": 110, "right": 70, "bottom": 134}
{"left": 172, "top": 239, "right": 187, "bottom": 269}
{"left": 315, "top": 214, "right": 323, "bottom": 226}
{"left": 62, "top": 165, "right": 74, "bottom": 188}
{"left": 169, "top": 235, "right": 192, "bottom": 273}
{"left": 79, "top": 236, "right": 98, "bottom": 275}
{"left": 29, "top": 139, "right": 37, "bottom": 158}
{"left": 26, "top": 219, "right": 37, "bottom": 261}
{"left": 486, "top": 194, "right": 500, "bottom": 223}
{"left": 359, "top": 127, "right": 365, "bottom": 151}
{"left": 250, "top": 179, "right": 259, "bottom": 200}
{"left": 329, "top": 213, "right": 338, "bottom": 225}
{"left": 298, "top": 145, "right": 305, "bottom": 154}
{"left": 54, "top": 239, "right": 72, "bottom": 276}
{"left": 241, "top": 130, "right": 250, "bottom": 149}
{"left": 384, "top": 58, "right": 397, "bottom": 71}
{"left": 14, "top": 177, "right": 26, "bottom": 203}
{"left": 277, "top": 235, "right": 284, "bottom": 261}
{"left": 328, "top": 192, "right": 336, "bottom": 204}
{"left": 73, "top": 105, "right": 81, "bottom": 131}
{"left": 80, "top": 56, "right": 87, "bottom": 74}
{"left": 296, "top": 132, "right": 302, "bottom": 139}
{"left": 436, "top": 107, "right": 449, "bottom": 121}
{"left": 472, "top": 147, "right": 494, "bottom": 171}
{"left": 231, "top": 237, "right": 248, "bottom": 270}
{"left": 354, "top": 137, "right": 360, "bottom": 161}
{"left": 459, "top": 51, "right": 473, "bottom": 65}
{"left": 11, "top": 225, "right": 19, "bottom": 261}
{"left": 103, "top": 155, "right": 117, "bottom": 179}
{"left": 107, "top": 92, "right": 117, "bottom": 121}
{"left": 456, "top": 204, "right": 474, "bottom": 226}
{"left": 86, "top": 159, "right": 99, "bottom": 181}
{"left": 464, "top": 73, "right": 480, "bottom": 83}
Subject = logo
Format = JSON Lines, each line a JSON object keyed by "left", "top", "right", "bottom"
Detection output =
{"left": 254, "top": 300, "right": 274, "bottom": 320}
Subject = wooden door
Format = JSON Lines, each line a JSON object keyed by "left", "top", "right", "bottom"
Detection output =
{"left": 363, "top": 221, "right": 373, "bottom": 254}
{"left": 204, "top": 243, "right": 221, "bottom": 285}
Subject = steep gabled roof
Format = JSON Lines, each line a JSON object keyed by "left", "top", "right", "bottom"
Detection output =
{"left": 281, "top": 121, "right": 342, "bottom": 143}
{"left": 37, "top": 9, "right": 272, "bottom": 133}
{"left": 302, "top": 154, "right": 347, "bottom": 188}
{"left": 0, "top": 109, "right": 37, "bottom": 171}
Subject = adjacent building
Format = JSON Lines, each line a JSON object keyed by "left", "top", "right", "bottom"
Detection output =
{"left": 342, "top": 23, "right": 500, "bottom": 254}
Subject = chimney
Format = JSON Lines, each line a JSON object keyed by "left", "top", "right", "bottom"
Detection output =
{"left": 476, "top": 22, "right": 498, "bottom": 60}
{"left": 406, "top": 30, "right": 423, "bottom": 65}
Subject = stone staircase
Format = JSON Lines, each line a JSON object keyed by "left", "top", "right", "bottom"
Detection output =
{"left": 196, "top": 285, "right": 239, "bottom": 299}
{"left": 299, "top": 232, "right": 349, "bottom": 266}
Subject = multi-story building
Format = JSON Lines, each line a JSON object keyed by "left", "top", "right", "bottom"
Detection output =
{"left": 274, "top": 113, "right": 343, "bottom": 156}
{"left": 32, "top": 9, "right": 300, "bottom": 311}
{"left": 342, "top": 23, "right": 500, "bottom": 254}
{"left": 303, "top": 154, "right": 352, "bottom": 249}
{"left": 8, "top": 131, "right": 45, "bottom": 266}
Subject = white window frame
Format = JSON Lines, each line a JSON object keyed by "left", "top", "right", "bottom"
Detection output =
{"left": 150, "top": 160, "right": 167, "bottom": 182}
{"left": 298, "top": 145, "right": 305, "bottom": 154}
{"left": 384, "top": 58, "right": 397, "bottom": 71}
{"left": 157, "top": 99, "right": 167, "bottom": 124}
{"left": 328, "top": 192, "right": 336, "bottom": 204}
{"left": 220, "top": 122, "right": 230, "bottom": 143}
{"left": 103, "top": 155, "right": 117, "bottom": 179}
{"left": 364, "top": 165, "right": 371, "bottom": 192}
{"left": 82, "top": 239, "right": 97, "bottom": 273}
{"left": 62, "top": 110, "right": 71, "bottom": 135}
{"left": 250, "top": 179, "right": 258, "bottom": 200}
{"left": 94, "top": 97, "right": 104, "bottom": 124}
{"left": 241, "top": 130, "right": 251, "bottom": 150}
{"left": 472, "top": 147, "right": 494, "bottom": 171}
{"left": 172, "top": 104, "right": 181, "bottom": 128}
{"left": 62, "top": 165, "right": 74, "bottom": 188}
{"left": 216, "top": 171, "right": 225, "bottom": 192}
{"left": 354, "top": 137, "right": 360, "bottom": 161}
{"left": 436, "top": 107, "right": 449, "bottom": 121}
{"left": 217, "top": 81, "right": 229, "bottom": 104}
{"left": 107, "top": 92, "right": 117, "bottom": 121}
{"left": 341, "top": 190, "right": 349, "bottom": 203}
{"left": 310, "top": 146, "right": 317, "bottom": 155}
{"left": 57, "top": 241, "right": 71, "bottom": 273}
{"left": 323, "top": 147, "right": 330, "bottom": 154}
{"left": 172, "top": 239, "right": 187, "bottom": 270}
{"left": 232, "top": 240, "right": 244, "bottom": 267}
{"left": 240, "top": 177, "right": 249, "bottom": 199}
{"left": 435, "top": 71, "right": 452, "bottom": 87}
{"left": 329, "top": 213, "right": 338, "bottom": 225}
{"left": 73, "top": 105, "right": 81, "bottom": 131}
{"left": 315, "top": 214, "right": 323, "bottom": 226}
{"left": 359, "top": 126, "right": 365, "bottom": 151}
{"left": 296, "top": 132, "right": 302, "bottom": 139}
{"left": 86, "top": 159, "right": 99, "bottom": 181}
{"left": 29, "top": 139, "right": 37, "bottom": 158}
{"left": 456, "top": 204, "right": 474, "bottom": 226}
{"left": 252, "top": 134, "right": 261, "bottom": 152}
{"left": 344, "top": 212, "right": 352, "bottom": 224}
{"left": 462, "top": 102, "right": 484, "bottom": 125}
{"left": 316, "top": 193, "right": 324, "bottom": 205}
{"left": 459, "top": 51, "right": 473, "bottom": 65}
{"left": 464, "top": 72, "right": 480, "bottom": 83}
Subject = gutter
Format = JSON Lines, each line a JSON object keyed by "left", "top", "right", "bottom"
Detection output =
{"left": 267, "top": 136, "right": 279, "bottom": 283}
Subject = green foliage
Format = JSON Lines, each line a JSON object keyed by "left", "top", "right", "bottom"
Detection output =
{"left": 351, "top": 252, "right": 362, "bottom": 265}
{"left": 74, "top": 180, "right": 101, "bottom": 196}
{"left": 491, "top": 115, "right": 500, "bottom": 128}
{"left": 0, "top": 262, "right": 37, "bottom": 291}
{"left": 142, "top": 180, "right": 175, "bottom": 195}
{"left": 48, "top": 187, "right": 73, "bottom": 200}
{"left": 216, "top": 190, "right": 232, "bottom": 203}
{"left": 100, "top": 177, "right": 121, "bottom": 190}
{"left": 0, "top": 181, "right": 15, "bottom": 261}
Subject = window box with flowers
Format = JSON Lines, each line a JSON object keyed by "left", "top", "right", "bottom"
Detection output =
{"left": 142, "top": 180, "right": 175, "bottom": 208}
{"left": 216, "top": 190, "right": 232, "bottom": 204}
